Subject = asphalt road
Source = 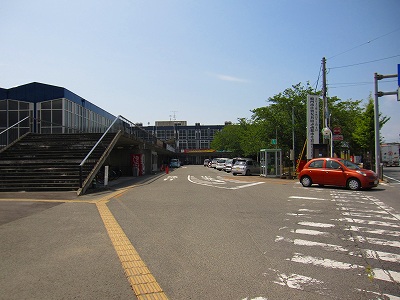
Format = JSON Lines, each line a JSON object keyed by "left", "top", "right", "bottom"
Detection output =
{"left": 0, "top": 166, "right": 399, "bottom": 300}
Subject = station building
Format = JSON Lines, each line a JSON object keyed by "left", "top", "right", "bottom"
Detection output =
{"left": 1, "top": 82, "right": 230, "bottom": 170}
{"left": 142, "top": 121, "right": 232, "bottom": 165}
{"left": 0, "top": 82, "right": 115, "bottom": 138}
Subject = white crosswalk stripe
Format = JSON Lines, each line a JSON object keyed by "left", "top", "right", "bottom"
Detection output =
{"left": 271, "top": 188, "right": 400, "bottom": 298}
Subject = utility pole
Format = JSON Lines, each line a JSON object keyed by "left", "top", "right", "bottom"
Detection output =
{"left": 322, "top": 57, "right": 333, "bottom": 157}
{"left": 322, "top": 57, "right": 327, "bottom": 128}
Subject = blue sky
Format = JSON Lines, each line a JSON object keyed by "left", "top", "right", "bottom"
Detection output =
{"left": 1, "top": 0, "right": 399, "bottom": 142}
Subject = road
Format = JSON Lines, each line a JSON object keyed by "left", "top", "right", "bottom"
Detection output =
{"left": 0, "top": 165, "right": 399, "bottom": 299}
{"left": 383, "top": 166, "right": 400, "bottom": 185}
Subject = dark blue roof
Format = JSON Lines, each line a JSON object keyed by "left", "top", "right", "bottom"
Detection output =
{"left": 0, "top": 82, "right": 115, "bottom": 120}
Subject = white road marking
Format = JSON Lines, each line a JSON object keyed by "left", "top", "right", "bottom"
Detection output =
{"left": 298, "top": 221, "right": 335, "bottom": 228}
{"left": 290, "top": 229, "right": 330, "bottom": 236}
{"left": 164, "top": 176, "right": 178, "bottom": 181}
{"left": 288, "top": 253, "right": 361, "bottom": 269}
{"left": 187, "top": 175, "right": 264, "bottom": 190}
{"left": 372, "top": 268, "right": 400, "bottom": 283}
{"left": 289, "top": 196, "right": 329, "bottom": 201}
{"left": 344, "top": 225, "right": 400, "bottom": 237}
{"left": 336, "top": 217, "right": 400, "bottom": 228}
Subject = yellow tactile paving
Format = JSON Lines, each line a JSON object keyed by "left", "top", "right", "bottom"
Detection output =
{"left": 1, "top": 182, "right": 168, "bottom": 299}
{"left": 96, "top": 200, "right": 169, "bottom": 299}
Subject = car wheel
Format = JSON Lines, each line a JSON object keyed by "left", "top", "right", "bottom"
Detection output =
{"left": 245, "top": 169, "right": 250, "bottom": 176}
{"left": 347, "top": 178, "right": 361, "bottom": 190}
{"left": 300, "top": 176, "right": 312, "bottom": 187}
{"left": 233, "top": 173, "right": 237, "bottom": 176}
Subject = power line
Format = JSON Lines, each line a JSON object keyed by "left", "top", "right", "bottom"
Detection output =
{"left": 313, "top": 63, "right": 322, "bottom": 92}
{"left": 329, "top": 54, "right": 400, "bottom": 70}
{"left": 327, "top": 27, "right": 400, "bottom": 60}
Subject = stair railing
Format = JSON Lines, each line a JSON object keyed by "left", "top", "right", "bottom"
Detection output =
{"left": 78, "top": 115, "right": 124, "bottom": 188}
{"left": 0, "top": 116, "right": 32, "bottom": 150}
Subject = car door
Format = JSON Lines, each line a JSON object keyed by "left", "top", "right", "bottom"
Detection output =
{"left": 247, "top": 160, "right": 259, "bottom": 175}
{"left": 305, "top": 159, "right": 325, "bottom": 184}
{"left": 323, "top": 160, "right": 347, "bottom": 186}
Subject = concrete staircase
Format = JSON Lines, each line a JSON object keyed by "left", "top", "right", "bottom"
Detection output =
{"left": 0, "top": 133, "right": 118, "bottom": 192}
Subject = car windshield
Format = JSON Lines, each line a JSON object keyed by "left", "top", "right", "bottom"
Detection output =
{"left": 235, "top": 160, "right": 246, "bottom": 165}
{"left": 339, "top": 159, "right": 360, "bottom": 170}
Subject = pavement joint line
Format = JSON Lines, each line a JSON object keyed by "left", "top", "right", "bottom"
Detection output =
{"left": 0, "top": 198, "right": 94, "bottom": 203}
{"left": 96, "top": 198, "right": 168, "bottom": 299}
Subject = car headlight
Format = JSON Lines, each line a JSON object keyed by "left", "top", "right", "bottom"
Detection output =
{"left": 356, "top": 170, "right": 367, "bottom": 176}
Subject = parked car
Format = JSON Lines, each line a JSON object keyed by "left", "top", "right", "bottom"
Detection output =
{"left": 203, "top": 159, "right": 210, "bottom": 166}
{"left": 211, "top": 158, "right": 219, "bottom": 168}
{"left": 224, "top": 158, "right": 233, "bottom": 172}
{"left": 232, "top": 158, "right": 260, "bottom": 176}
{"left": 216, "top": 158, "right": 228, "bottom": 171}
{"left": 169, "top": 159, "right": 181, "bottom": 168}
{"left": 298, "top": 157, "right": 379, "bottom": 190}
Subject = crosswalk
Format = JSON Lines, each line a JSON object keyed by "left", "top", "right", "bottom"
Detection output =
{"left": 271, "top": 188, "right": 400, "bottom": 299}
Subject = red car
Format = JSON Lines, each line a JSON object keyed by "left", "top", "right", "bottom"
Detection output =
{"left": 298, "top": 158, "right": 379, "bottom": 190}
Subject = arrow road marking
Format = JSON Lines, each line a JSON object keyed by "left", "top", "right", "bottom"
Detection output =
{"left": 164, "top": 176, "right": 178, "bottom": 181}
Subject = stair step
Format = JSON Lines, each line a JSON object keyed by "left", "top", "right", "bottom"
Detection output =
{"left": 0, "top": 132, "right": 118, "bottom": 191}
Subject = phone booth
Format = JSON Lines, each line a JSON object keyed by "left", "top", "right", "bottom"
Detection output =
{"left": 260, "top": 149, "right": 282, "bottom": 177}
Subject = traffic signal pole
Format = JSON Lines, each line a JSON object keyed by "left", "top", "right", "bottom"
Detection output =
{"left": 374, "top": 72, "right": 398, "bottom": 179}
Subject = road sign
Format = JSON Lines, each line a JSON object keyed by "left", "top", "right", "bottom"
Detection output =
{"left": 333, "top": 134, "right": 343, "bottom": 141}
{"left": 271, "top": 139, "right": 277, "bottom": 145}
{"left": 333, "top": 127, "right": 341, "bottom": 135}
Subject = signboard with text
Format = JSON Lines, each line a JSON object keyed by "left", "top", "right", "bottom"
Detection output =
{"left": 307, "top": 95, "right": 320, "bottom": 159}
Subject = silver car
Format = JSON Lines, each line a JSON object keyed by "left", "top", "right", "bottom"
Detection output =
{"left": 231, "top": 158, "right": 260, "bottom": 176}
{"left": 216, "top": 158, "right": 228, "bottom": 171}
{"left": 224, "top": 158, "right": 233, "bottom": 172}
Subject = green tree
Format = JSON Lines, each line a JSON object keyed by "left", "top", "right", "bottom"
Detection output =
{"left": 211, "top": 122, "right": 244, "bottom": 156}
{"left": 212, "top": 83, "right": 389, "bottom": 165}
{"left": 251, "top": 82, "right": 315, "bottom": 163}
{"left": 328, "top": 96, "right": 363, "bottom": 156}
{"left": 352, "top": 96, "right": 390, "bottom": 167}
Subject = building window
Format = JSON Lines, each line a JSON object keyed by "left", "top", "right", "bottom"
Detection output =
{"left": 165, "top": 129, "right": 174, "bottom": 140}
{"left": 200, "top": 129, "right": 209, "bottom": 139}
{"left": 200, "top": 140, "right": 210, "bottom": 149}
{"left": 187, "top": 140, "right": 196, "bottom": 149}
{"left": 188, "top": 129, "right": 195, "bottom": 139}
{"left": 0, "top": 100, "right": 33, "bottom": 147}
{"left": 178, "top": 129, "right": 187, "bottom": 139}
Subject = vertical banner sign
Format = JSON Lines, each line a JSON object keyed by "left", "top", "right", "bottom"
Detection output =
{"left": 307, "top": 95, "right": 320, "bottom": 159}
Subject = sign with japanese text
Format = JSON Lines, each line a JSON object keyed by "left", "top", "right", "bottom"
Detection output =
{"left": 307, "top": 95, "right": 320, "bottom": 159}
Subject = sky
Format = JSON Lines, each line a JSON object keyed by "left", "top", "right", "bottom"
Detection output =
{"left": 1, "top": 0, "right": 399, "bottom": 142}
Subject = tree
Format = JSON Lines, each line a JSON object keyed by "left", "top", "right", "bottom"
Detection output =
{"left": 328, "top": 96, "right": 363, "bottom": 156}
{"left": 251, "top": 82, "right": 315, "bottom": 163}
{"left": 211, "top": 122, "right": 244, "bottom": 156}
{"left": 352, "top": 95, "right": 390, "bottom": 168}
{"left": 212, "top": 83, "right": 389, "bottom": 165}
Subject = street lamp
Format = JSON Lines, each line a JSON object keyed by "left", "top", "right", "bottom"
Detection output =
{"left": 322, "top": 127, "right": 333, "bottom": 157}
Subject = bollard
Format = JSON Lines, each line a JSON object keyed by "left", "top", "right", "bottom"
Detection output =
{"left": 166, "top": 165, "right": 169, "bottom": 174}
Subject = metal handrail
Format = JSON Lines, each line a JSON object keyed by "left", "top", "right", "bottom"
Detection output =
{"left": 0, "top": 116, "right": 32, "bottom": 150}
{"left": 78, "top": 115, "right": 124, "bottom": 187}
{"left": 79, "top": 115, "right": 121, "bottom": 167}
{"left": 0, "top": 116, "right": 30, "bottom": 135}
